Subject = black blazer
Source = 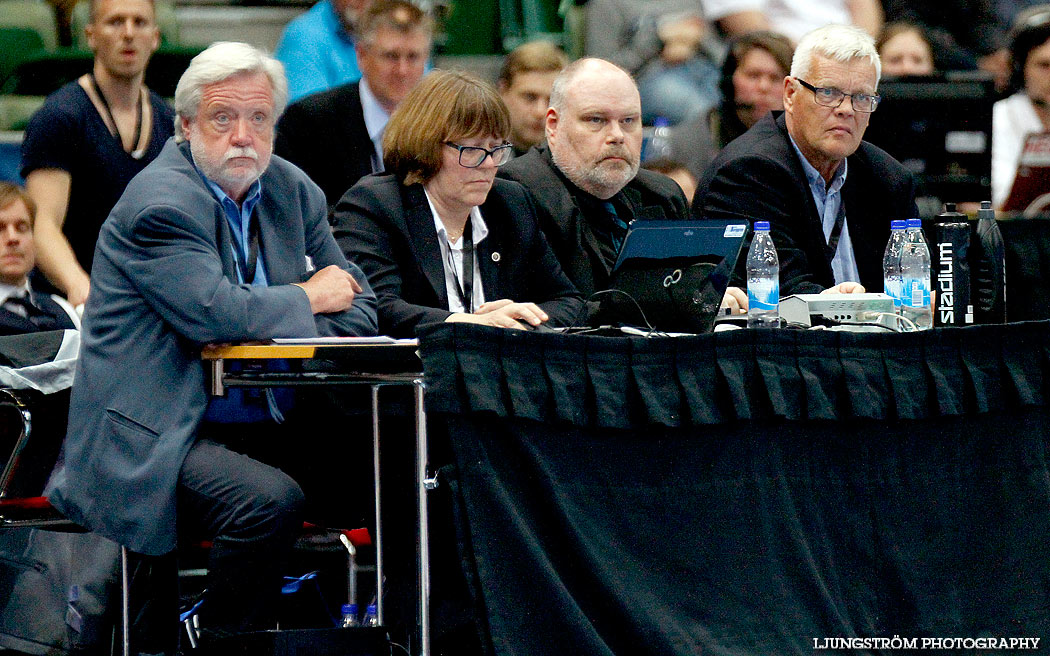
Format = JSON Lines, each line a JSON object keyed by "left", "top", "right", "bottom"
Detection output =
{"left": 693, "top": 111, "right": 918, "bottom": 295}
{"left": 275, "top": 82, "right": 375, "bottom": 213}
{"left": 499, "top": 144, "right": 689, "bottom": 299}
{"left": 333, "top": 175, "right": 585, "bottom": 337}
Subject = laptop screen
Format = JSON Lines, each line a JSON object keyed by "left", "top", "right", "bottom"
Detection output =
{"left": 605, "top": 219, "right": 748, "bottom": 333}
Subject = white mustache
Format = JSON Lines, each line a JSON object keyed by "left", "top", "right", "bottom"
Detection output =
{"left": 223, "top": 147, "right": 258, "bottom": 164}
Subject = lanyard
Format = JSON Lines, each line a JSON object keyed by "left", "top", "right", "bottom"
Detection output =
{"left": 231, "top": 215, "right": 261, "bottom": 285}
{"left": 824, "top": 203, "right": 847, "bottom": 265}
{"left": 87, "top": 74, "right": 145, "bottom": 157}
{"left": 446, "top": 218, "right": 474, "bottom": 312}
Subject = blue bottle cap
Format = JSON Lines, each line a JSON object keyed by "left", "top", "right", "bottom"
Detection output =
{"left": 653, "top": 116, "right": 671, "bottom": 127}
{"left": 754, "top": 221, "right": 770, "bottom": 231}
{"left": 342, "top": 603, "right": 358, "bottom": 614}
{"left": 906, "top": 218, "right": 922, "bottom": 228}
{"left": 890, "top": 220, "right": 906, "bottom": 229}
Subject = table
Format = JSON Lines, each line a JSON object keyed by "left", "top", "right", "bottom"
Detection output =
{"left": 418, "top": 321, "right": 1050, "bottom": 656}
{"left": 201, "top": 341, "right": 433, "bottom": 656}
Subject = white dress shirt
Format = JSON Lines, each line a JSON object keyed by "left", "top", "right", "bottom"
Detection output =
{"left": 424, "top": 190, "right": 489, "bottom": 313}
{"left": 359, "top": 77, "right": 392, "bottom": 173}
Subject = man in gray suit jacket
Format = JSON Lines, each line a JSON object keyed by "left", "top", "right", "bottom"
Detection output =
{"left": 47, "top": 42, "right": 378, "bottom": 644}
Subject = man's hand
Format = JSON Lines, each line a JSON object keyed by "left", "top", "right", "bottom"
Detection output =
{"left": 720, "top": 286, "right": 748, "bottom": 314}
{"left": 821, "top": 282, "right": 866, "bottom": 295}
{"left": 294, "top": 265, "right": 363, "bottom": 314}
{"left": 447, "top": 299, "right": 549, "bottom": 329}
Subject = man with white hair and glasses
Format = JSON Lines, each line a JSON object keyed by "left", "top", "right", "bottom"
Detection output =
{"left": 695, "top": 24, "right": 918, "bottom": 298}
{"left": 46, "top": 41, "right": 377, "bottom": 648}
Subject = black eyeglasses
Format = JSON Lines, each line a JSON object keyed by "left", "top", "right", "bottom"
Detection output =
{"left": 444, "top": 142, "right": 514, "bottom": 168}
{"left": 796, "top": 78, "right": 880, "bottom": 113}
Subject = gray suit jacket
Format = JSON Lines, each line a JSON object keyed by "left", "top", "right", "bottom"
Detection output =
{"left": 48, "top": 139, "right": 378, "bottom": 555}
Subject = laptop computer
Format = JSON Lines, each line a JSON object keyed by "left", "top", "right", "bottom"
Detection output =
{"left": 603, "top": 219, "right": 748, "bottom": 333}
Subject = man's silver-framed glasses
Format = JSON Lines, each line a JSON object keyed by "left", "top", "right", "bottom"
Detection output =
{"left": 796, "top": 78, "right": 880, "bottom": 113}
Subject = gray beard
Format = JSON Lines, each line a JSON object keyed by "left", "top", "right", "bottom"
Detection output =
{"left": 550, "top": 144, "right": 639, "bottom": 200}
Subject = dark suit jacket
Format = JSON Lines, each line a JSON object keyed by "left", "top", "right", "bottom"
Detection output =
{"left": 0, "top": 291, "right": 77, "bottom": 336}
{"left": 333, "top": 174, "right": 585, "bottom": 337}
{"left": 694, "top": 111, "right": 918, "bottom": 295}
{"left": 498, "top": 143, "right": 689, "bottom": 299}
{"left": 275, "top": 81, "right": 375, "bottom": 213}
{"left": 48, "top": 139, "right": 378, "bottom": 555}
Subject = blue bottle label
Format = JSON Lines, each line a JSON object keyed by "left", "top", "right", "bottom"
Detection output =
{"left": 748, "top": 279, "right": 779, "bottom": 310}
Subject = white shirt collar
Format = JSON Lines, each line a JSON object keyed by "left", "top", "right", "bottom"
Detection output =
{"left": 0, "top": 279, "right": 31, "bottom": 306}
{"left": 423, "top": 189, "right": 489, "bottom": 312}
{"left": 359, "top": 78, "right": 391, "bottom": 167}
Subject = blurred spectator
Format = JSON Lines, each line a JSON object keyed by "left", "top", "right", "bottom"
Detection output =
{"left": 752, "top": 0, "right": 883, "bottom": 42}
{"left": 585, "top": 0, "right": 769, "bottom": 125}
{"left": 0, "top": 183, "right": 79, "bottom": 334}
{"left": 992, "top": 9, "right": 1050, "bottom": 207}
{"left": 642, "top": 158, "right": 698, "bottom": 203}
{"left": 882, "top": 0, "right": 1002, "bottom": 73}
{"left": 876, "top": 21, "right": 936, "bottom": 76}
{"left": 669, "top": 31, "right": 793, "bottom": 177}
{"left": 498, "top": 41, "right": 569, "bottom": 156}
{"left": 276, "top": 0, "right": 431, "bottom": 212}
{"left": 21, "top": 0, "right": 173, "bottom": 309}
{"left": 275, "top": 0, "right": 374, "bottom": 102}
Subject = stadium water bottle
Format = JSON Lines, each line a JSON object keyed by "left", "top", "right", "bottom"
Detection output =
{"left": 340, "top": 603, "right": 360, "bottom": 628}
{"left": 746, "top": 221, "right": 779, "bottom": 328}
{"left": 363, "top": 603, "right": 379, "bottom": 628}
{"left": 643, "top": 116, "right": 672, "bottom": 162}
{"left": 900, "top": 218, "right": 933, "bottom": 330}
{"left": 972, "top": 200, "right": 1006, "bottom": 323}
{"left": 882, "top": 220, "right": 907, "bottom": 311}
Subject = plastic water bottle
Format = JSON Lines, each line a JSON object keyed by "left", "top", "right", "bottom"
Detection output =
{"left": 340, "top": 603, "right": 359, "bottom": 628}
{"left": 900, "top": 218, "right": 933, "bottom": 330}
{"left": 882, "top": 219, "right": 907, "bottom": 311}
{"left": 363, "top": 603, "right": 379, "bottom": 628}
{"left": 643, "top": 116, "right": 672, "bottom": 162}
{"left": 972, "top": 200, "right": 1006, "bottom": 323}
{"left": 746, "top": 221, "right": 779, "bottom": 328}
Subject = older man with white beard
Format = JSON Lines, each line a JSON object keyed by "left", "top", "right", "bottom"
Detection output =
{"left": 498, "top": 58, "right": 692, "bottom": 315}
{"left": 47, "top": 41, "right": 377, "bottom": 649}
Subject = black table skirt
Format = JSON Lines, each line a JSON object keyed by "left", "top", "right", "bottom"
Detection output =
{"left": 419, "top": 322, "right": 1050, "bottom": 656}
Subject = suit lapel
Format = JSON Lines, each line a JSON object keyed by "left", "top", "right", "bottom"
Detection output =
{"left": 256, "top": 189, "right": 300, "bottom": 285}
{"left": 476, "top": 197, "right": 503, "bottom": 301}
{"left": 345, "top": 85, "right": 378, "bottom": 177}
{"left": 401, "top": 184, "right": 450, "bottom": 308}
{"left": 0, "top": 306, "right": 40, "bottom": 335}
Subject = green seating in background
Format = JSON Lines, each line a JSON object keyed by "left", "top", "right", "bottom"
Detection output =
{"left": 0, "top": 0, "right": 58, "bottom": 50}
{"left": 0, "top": 27, "right": 47, "bottom": 86}
{"left": 0, "top": 45, "right": 200, "bottom": 98}
{"left": 438, "top": 0, "right": 564, "bottom": 55}
{"left": 69, "top": 0, "right": 181, "bottom": 48}
{"left": 0, "top": 94, "right": 44, "bottom": 131}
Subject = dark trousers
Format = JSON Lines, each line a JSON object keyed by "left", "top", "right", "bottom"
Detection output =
{"left": 132, "top": 426, "right": 305, "bottom": 654}
{"left": 178, "top": 434, "right": 305, "bottom": 631}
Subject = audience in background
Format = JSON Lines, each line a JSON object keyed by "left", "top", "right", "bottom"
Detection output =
{"left": 641, "top": 158, "right": 698, "bottom": 204}
{"left": 749, "top": 0, "right": 883, "bottom": 42}
{"left": 20, "top": 0, "right": 173, "bottom": 309}
{"left": 876, "top": 21, "right": 936, "bottom": 76}
{"left": 498, "top": 40, "right": 569, "bottom": 156}
{"left": 992, "top": 10, "right": 1050, "bottom": 207}
{"left": 584, "top": 0, "right": 769, "bottom": 125}
{"left": 670, "top": 30, "right": 793, "bottom": 178}
{"left": 695, "top": 24, "right": 917, "bottom": 297}
{"left": 334, "top": 69, "right": 583, "bottom": 336}
{"left": 499, "top": 58, "right": 691, "bottom": 317}
{"left": 276, "top": 0, "right": 431, "bottom": 213}
{"left": 881, "top": 0, "right": 1003, "bottom": 75}
{"left": 0, "top": 183, "right": 79, "bottom": 335}
{"left": 274, "top": 0, "right": 374, "bottom": 102}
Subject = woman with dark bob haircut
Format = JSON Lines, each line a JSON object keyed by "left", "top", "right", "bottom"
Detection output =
{"left": 333, "top": 69, "right": 584, "bottom": 337}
